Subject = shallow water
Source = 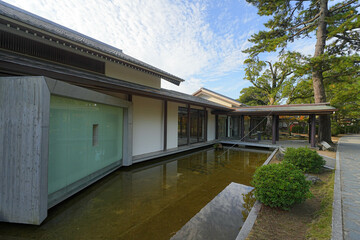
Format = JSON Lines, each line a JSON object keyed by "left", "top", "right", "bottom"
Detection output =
{"left": 0, "top": 147, "right": 269, "bottom": 240}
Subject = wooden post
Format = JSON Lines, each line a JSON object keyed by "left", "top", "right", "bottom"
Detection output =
{"left": 272, "top": 115, "right": 277, "bottom": 144}
{"left": 276, "top": 116, "right": 280, "bottom": 141}
{"left": 215, "top": 114, "right": 218, "bottom": 139}
{"left": 187, "top": 104, "right": 190, "bottom": 145}
{"left": 308, "top": 116, "right": 312, "bottom": 143}
{"left": 163, "top": 100, "right": 167, "bottom": 151}
{"left": 311, "top": 114, "right": 316, "bottom": 147}
{"left": 127, "top": 94, "right": 132, "bottom": 102}
{"left": 240, "top": 115, "right": 245, "bottom": 141}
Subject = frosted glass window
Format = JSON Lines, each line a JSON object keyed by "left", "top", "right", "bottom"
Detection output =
{"left": 48, "top": 95, "right": 123, "bottom": 195}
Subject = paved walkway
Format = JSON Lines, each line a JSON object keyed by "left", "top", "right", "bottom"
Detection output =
{"left": 339, "top": 135, "right": 360, "bottom": 240}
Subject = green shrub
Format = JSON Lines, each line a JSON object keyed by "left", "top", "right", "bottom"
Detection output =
{"left": 291, "top": 125, "right": 304, "bottom": 133}
{"left": 283, "top": 147, "right": 325, "bottom": 173}
{"left": 252, "top": 163, "right": 312, "bottom": 210}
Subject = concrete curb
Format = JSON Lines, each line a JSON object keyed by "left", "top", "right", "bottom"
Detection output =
{"left": 235, "top": 148, "right": 278, "bottom": 240}
{"left": 332, "top": 137, "right": 343, "bottom": 240}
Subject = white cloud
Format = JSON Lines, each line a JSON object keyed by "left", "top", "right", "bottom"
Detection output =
{"left": 3, "top": 0, "right": 255, "bottom": 95}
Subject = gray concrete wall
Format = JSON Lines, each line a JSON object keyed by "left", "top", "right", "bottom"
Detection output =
{"left": 0, "top": 76, "right": 50, "bottom": 225}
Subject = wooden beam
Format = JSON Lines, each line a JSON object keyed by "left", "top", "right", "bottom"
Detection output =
{"left": 311, "top": 114, "right": 316, "bottom": 147}
{"left": 163, "top": 100, "right": 167, "bottom": 151}
{"left": 272, "top": 115, "right": 277, "bottom": 144}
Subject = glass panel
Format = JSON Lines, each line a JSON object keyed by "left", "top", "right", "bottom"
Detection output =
{"left": 48, "top": 95, "right": 123, "bottom": 195}
{"left": 178, "top": 107, "right": 188, "bottom": 146}
{"left": 231, "top": 117, "right": 239, "bottom": 137}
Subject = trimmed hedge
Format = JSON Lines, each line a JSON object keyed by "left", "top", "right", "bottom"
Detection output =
{"left": 283, "top": 147, "right": 325, "bottom": 173}
{"left": 252, "top": 163, "right": 312, "bottom": 210}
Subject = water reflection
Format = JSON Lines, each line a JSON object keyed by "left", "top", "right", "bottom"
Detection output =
{"left": 171, "top": 183, "right": 254, "bottom": 240}
{"left": 241, "top": 190, "right": 256, "bottom": 221}
{"left": 0, "top": 148, "right": 269, "bottom": 240}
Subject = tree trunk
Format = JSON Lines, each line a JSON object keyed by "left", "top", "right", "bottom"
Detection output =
{"left": 312, "top": 0, "right": 332, "bottom": 143}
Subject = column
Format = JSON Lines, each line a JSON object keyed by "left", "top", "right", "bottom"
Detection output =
{"left": 311, "top": 114, "right": 316, "bottom": 147}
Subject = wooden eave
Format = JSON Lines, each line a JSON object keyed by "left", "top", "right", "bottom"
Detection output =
{"left": 0, "top": 51, "right": 231, "bottom": 111}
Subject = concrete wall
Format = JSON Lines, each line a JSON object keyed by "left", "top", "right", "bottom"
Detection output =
{"left": 132, "top": 95, "right": 163, "bottom": 156}
{"left": 0, "top": 76, "right": 133, "bottom": 225}
{"left": 0, "top": 76, "right": 49, "bottom": 225}
{"left": 105, "top": 62, "right": 161, "bottom": 89}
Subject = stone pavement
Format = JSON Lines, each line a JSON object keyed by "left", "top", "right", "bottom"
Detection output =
{"left": 338, "top": 135, "right": 360, "bottom": 240}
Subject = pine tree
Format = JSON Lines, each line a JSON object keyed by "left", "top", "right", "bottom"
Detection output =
{"left": 244, "top": 0, "right": 360, "bottom": 143}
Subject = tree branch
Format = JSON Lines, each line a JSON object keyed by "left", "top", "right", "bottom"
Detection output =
{"left": 286, "top": 12, "right": 320, "bottom": 31}
{"left": 334, "top": 34, "right": 360, "bottom": 43}
{"left": 329, "top": 0, "right": 357, "bottom": 14}
{"left": 289, "top": 22, "right": 317, "bottom": 38}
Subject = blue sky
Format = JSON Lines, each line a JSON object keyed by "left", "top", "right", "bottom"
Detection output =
{"left": 2, "top": 0, "right": 316, "bottom": 99}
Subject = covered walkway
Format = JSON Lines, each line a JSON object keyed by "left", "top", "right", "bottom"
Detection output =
{"left": 214, "top": 103, "right": 337, "bottom": 148}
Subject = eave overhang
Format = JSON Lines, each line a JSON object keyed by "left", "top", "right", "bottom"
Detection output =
{"left": 212, "top": 104, "right": 337, "bottom": 116}
{"left": 0, "top": 2, "right": 185, "bottom": 85}
{"left": 0, "top": 51, "right": 231, "bottom": 111}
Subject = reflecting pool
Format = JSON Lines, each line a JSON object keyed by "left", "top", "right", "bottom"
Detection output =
{"left": 0, "top": 147, "right": 270, "bottom": 240}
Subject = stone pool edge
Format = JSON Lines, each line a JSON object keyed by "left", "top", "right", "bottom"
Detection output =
{"left": 235, "top": 148, "right": 279, "bottom": 240}
{"left": 331, "top": 138, "right": 343, "bottom": 240}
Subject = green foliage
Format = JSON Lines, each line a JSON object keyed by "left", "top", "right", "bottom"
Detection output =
{"left": 242, "top": 51, "right": 307, "bottom": 105}
{"left": 331, "top": 121, "right": 341, "bottom": 136}
{"left": 244, "top": 0, "right": 360, "bottom": 125}
{"left": 291, "top": 125, "right": 305, "bottom": 134}
{"left": 244, "top": 0, "right": 360, "bottom": 57}
{"left": 283, "top": 147, "right": 325, "bottom": 173}
{"left": 238, "top": 86, "right": 269, "bottom": 106}
{"left": 252, "top": 163, "right": 312, "bottom": 210}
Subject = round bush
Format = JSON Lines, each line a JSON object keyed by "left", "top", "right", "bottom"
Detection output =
{"left": 283, "top": 147, "right": 325, "bottom": 173}
{"left": 251, "top": 163, "right": 312, "bottom": 210}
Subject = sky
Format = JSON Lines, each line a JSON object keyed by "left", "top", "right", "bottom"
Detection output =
{"left": 2, "top": 0, "right": 317, "bottom": 99}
